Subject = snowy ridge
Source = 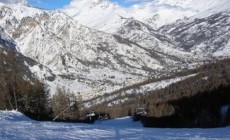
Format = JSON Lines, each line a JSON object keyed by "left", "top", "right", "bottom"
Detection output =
{"left": 63, "top": 0, "right": 230, "bottom": 33}
{"left": 115, "top": 19, "right": 195, "bottom": 65}
{"left": 159, "top": 11, "right": 230, "bottom": 59}
{"left": 63, "top": 0, "right": 127, "bottom": 33}
{"left": 63, "top": 0, "right": 197, "bottom": 32}
{"left": 155, "top": 0, "right": 230, "bottom": 11}
{"left": 0, "top": 0, "right": 27, "bottom": 5}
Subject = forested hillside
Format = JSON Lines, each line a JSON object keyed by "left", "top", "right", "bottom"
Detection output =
{"left": 0, "top": 37, "right": 52, "bottom": 120}
{"left": 89, "top": 59, "right": 230, "bottom": 127}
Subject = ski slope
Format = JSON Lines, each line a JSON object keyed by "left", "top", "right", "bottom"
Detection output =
{"left": 0, "top": 111, "right": 230, "bottom": 140}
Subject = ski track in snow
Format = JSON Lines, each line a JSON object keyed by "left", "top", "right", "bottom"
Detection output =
{"left": 0, "top": 111, "right": 230, "bottom": 140}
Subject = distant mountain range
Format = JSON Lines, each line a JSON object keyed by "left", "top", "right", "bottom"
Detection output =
{"left": 0, "top": 0, "right": 230, "bottom": 105}
{"left": 63, "top": 0, "right": 230, "bottom": 33}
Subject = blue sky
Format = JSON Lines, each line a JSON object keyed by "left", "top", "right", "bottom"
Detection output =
{"left": 111, "top": 0, "right": 142, "bottom": 7}
{"left": 27, "top": 0, "right": 143, "bottom": 10}
{"left": 28, "top": 0, "right": 71, "bottom": 9}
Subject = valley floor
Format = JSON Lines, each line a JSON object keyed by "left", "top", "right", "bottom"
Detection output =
{"left": 0, "top": 111, "right": 230, "bottom": 140}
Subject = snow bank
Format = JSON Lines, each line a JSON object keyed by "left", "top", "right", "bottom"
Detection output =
{"left": 1, "top": 111, "right": 230, "bottom": 139}
{"left": 0, "top": 110, "right": 31, "bottom": 122}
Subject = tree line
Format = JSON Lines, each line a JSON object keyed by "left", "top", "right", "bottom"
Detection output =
{"left": 0, "top": 44, "right": 82, "bottom": 121}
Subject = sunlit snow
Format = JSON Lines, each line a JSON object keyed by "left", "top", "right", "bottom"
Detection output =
{"left": 0, "top": 111, "right": 230, "bottom": 140}
{"left": 1, "top": 111, "right": 230, "bottom": 140}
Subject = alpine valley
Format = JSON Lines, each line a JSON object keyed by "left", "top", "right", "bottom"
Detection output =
{"left": 0, "top": 0, "right": 230, "bottom": 107}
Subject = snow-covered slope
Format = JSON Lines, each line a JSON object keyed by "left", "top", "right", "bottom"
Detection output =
{"left": 0, "top": 110, "right": 30, "bottom": 121}
{"left": 0, "top": 29, "right": 55, "bottom": 85}
{"left": 1, "top": 110, "right": 230, "bottom": 139}
{"left": 115, "top": 19, "right": 195, "bottom": 67}
{"left": 63, "top": 0, "right": 127, "bottom": 33}
{"left": 156, "top": 0, "right": 230, "bottom": 11}
{"left": 0, "top": 27, "right": 16, "bottom": 48}
{"left": 159, "top": 11, "right": 230, "bottom": 59}
{"left": 84, "top": 74, "right": 197, "bottom": 107}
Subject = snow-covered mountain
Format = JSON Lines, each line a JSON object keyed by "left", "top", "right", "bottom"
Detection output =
{"left": 0, "top": 0, "right": 230, "bottom": 104}
{"left": 62, "top": 0, "right": 127, "bottom": 33}
{"left": 156, "top": 0, "right": 230, "bottom": 12}
{"left": 159, "top": 11, "right": 230, "bottom": 58}
{"left": 0, "top": 0, "right": 27, "bottom": 5}
{"left": 62, "top": 0, "right": 194, "bottom": 33}
{"left": 115, "top": 11, "right": 230, "bottom": 62}
{"left": 63, "top": 0, "right": 230, "bottom": 33}
{"left": 1, "top": 2, "right": 193, "bottom": 99}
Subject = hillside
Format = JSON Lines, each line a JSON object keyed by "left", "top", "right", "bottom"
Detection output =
{"left": 87, "top": 59, "right": 230, "bottom": 127}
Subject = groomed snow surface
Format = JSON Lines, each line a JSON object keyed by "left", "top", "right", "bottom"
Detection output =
{"left": 0, "top": 111, "right": 230, "bottom": 140}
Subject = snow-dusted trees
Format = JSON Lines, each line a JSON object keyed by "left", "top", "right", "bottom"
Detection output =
{"left": 6, "top": 48, "right": 19, "bottom": 110}
{"left": 0, "top": 47, "right": 27, "bottom": 111}
{"left": 0, "top": 50, "right": 9, "bottom": 109}
{"left": 0, "top": 47, "right": 16, "bottom": 110}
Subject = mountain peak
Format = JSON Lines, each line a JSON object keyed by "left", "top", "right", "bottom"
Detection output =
{"left": 66, "top": 0, "right": 116, "bottom": 9}
{"left": 0, "top": 0, "right": 27, "bottom": 5}
{"left": 155, "top": 0, "right": 230, "bottom": 11}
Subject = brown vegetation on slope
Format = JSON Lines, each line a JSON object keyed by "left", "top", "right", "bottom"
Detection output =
{"left": 89, "top": 59, "right": 230, "bottom": 127}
